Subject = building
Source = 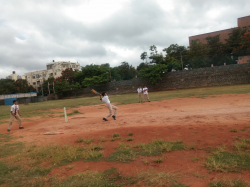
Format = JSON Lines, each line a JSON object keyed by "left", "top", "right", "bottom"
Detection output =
{"left": 6, "top": 71, "right": 25, "bottom": 80}
{"left": 189, "top": 15, "right": 250, "bottom": 45}
{"left": 238, "top": 55, "right": 250, "bottom": 64}
{"left": 25, "top": 61, "right": 80, "bottom": 89}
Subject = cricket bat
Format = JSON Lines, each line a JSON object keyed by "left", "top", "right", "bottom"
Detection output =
{"left": 43, "top": 132, "right": 64, "bottom": 135}
{"left": 91, "top": 89, "right": 100, "bottom": 95}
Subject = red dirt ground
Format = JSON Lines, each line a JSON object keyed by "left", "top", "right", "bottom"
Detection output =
{"left": 1, "top": 94, "right": 250, "bottom": 186}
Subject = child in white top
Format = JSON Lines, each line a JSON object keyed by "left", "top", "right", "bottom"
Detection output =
{"left": 7, "top": 100, "right": 24, "bottom": 132}
{"left": 137, "top": 86, "right": 143, "bottom": 103}
{"left": 143, "top": 86, "right": 150, "bottom": 102}
{"left": 99, "top": 92, "right": 118, "bottom": 121}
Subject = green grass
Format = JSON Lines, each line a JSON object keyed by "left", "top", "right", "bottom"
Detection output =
{"left": 233, "top": 138, "right": 250, "bottom": 151}
{"left": 230, "top": 129, "right": 238, "bottom": 132}
{"left": 135, "top": 139, "right": 186, "bottom": 156}
{"left": 83, "top": 138, "right": 94, "bottom": 144}
{"left": 204, "top": 152, "right": 250, "bottom": 172}
{"left": 105, "top": 148, "right": 138, "bottom": 163}
{"left": 0, "top": 161, "right": 52, "bottom": 187}
{"left": 112, "top": 133, "right": 120, "bottom": 138}
{"left": 208, "top": 178, "right": 248, "bottom": 187}
{"left": 126, "top": 137, "right": 133, "bottom": 141}
{"left": 51, "top": 167, "right": 137, "bottom": 187}
{"left": 1, "top": 84, "right": 250, "bottom": 122}
{"left": 100, "top": 136, "right": 106, "bottom": 142}
{"left": 128, "top": 132, "right": 133, "bottom": 136}
{"left": 153, "top": 157, "right": 164, "bottom": 163}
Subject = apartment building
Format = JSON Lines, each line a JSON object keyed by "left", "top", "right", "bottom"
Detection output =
{"left": 25, "top": 61, "right": 80, "bottom": 89}
{"left": 189, "top": 15, "right": 250, "bottom": 45}
{"left": 6, "top": 71, "right": 25, "bottom": 80}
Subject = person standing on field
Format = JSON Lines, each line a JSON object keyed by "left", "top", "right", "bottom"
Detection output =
{"left": 143, "top": 86, "right": 150, "bottom": 102}
{"left": 99, "top": 92, "right": 118, "bottom": 121}
{"left": 137, "top": 86, "right": 143, "bottom": 103}
{"left": 7, "top": 100, "right": 24, "bottom": 132}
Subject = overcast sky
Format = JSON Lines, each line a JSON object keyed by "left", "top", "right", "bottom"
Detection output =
{"left": 0, "top": 0, "right": 250, "bottom": 78}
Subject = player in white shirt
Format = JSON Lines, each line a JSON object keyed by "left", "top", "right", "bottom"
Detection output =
{"left": 137, "top": 86, "right": 143, "bottom": 103}
{"left": 99, "top": 92, "right": 118, "bottom": 121}
{"left": 143, "top": 86, "right": 150, "bottom": 102}
{"left": 7, "top": 100, "right": 24, "bottom": 132}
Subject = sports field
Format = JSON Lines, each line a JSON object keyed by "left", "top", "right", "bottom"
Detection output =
{"left": 1, "top": 84, "right": 250, "bottom": 187}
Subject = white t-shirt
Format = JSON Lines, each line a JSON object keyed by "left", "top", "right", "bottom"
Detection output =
{"left": 10, "top": 104, "right": 19, "bottom": 114}
{"left": 137, "top": 88, "right": 142, "bottom": 93}
{"left": 143, "top": 87, "right": 148, "bottom": 94}
{"left": 101, "top": 96, "right": 110, "bottom": 104}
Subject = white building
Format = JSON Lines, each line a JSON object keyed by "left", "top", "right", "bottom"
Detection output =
{"left": 25, "top": 61, "right": 80, "bottom": 89}
{"left": 6, "top": 71, "right": 25, "bottom": 80}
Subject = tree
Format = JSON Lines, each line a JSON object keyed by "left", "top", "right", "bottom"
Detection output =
{"left": 233, "top": 31, "right": 250, "bottom": 56}
{"left": 0, "top": 79, "right": 17, "bottom": 94}
{"left": 116, "top": 62, "right": 137, "bottom": 80}
{"left": 137, "top": 62, "right": 150, "bottom": 72}
{"left": 140, "top": 52, "right": 148, "bottom": 62}
{"left": 82, "top": 73, "right": 110, "bottom": 87}
{"left": 139, "top": 64, "right": 168, "bottom": 83}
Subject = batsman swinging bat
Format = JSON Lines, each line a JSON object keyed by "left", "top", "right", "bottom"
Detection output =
{"left": 91, "top": 89, "right": 99, "bottom": 95}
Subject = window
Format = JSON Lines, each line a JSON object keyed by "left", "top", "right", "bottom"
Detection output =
{"left": 33, "top": 82, "right": 36, "bottom": 85}
{"left": 55, "top": 73, "right": 57, "bottom": 75}
{"left": 37, "top": 81, "right": 40, "bottom": 85}
{"left": 44, "top": 74, "right": 46, "bottom": 77}
{"left": 72, "top": 65, "right": 75, "bottom": 68}
{"left": 25, "top": 76, "right": 27, "bottom": 79}
{"left": 243, "top": 27, "right": 247, "bottom": 30}
{"left": 36, "top": 74, "right": 40, "bottom": 78}
{"left": 32, "top": 76, "right": 35, "bottom": 79}
{"left": 47, "top": 65, "right": 53, "bottom": 70}
{"left": 50, "top": 73, "right": 53, "bottom": 76}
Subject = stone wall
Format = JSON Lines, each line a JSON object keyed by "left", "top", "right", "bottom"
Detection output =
{"left": 65, "top": 63, "right": 250, "bottom": 98}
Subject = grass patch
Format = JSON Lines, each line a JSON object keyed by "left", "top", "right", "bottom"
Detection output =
{"left": 204, "top": 152, "right": 250, "bottom": 172}
{"left": 83, "top": 138, "right": 94, "bottom": 144}
{"left": 0, "top": 161, "right": 52, "bottom": 187}
{"left": 77, "top": 138, "right": 84, "bottom": 142}
{"left": 192, "top": 157, "right": 199, "bottom": 162}
{"left": 0, "top": 142, "right": 24, "bottom": 158}
{"left": 51, "top": 167, "right": 137, "bottom": 187}
{"left": 240, "top": 129, "right": 246, "bottom": 131}
{"left": 143, "top": 160, "right": 149, "bottom": 165}
{"left": 100, "top": 136, "right": 106, "bottom": 142}
{"left": 233, "top": 138, "right": 250, "bottom": 151}
{"left": 112, "top": 133, "right": 120, "bottom": 138}
{"left": 105, "top": 148, "right": 138, "bottom": 163}
{"left": 126, "top": 137, "right": 133, "bottom": 141}
{"left": 230, "top": 129, "right": 238, "bottom": 132}
{"left": 136, "top": 170, "right": 188, "bottom": 187}
{"left": 193, "top": 172, "right": 205, "bottom": 178}
{"left": 128, "top": 132, "right": 133, "bottom": 136}
{"left": 208, "top": 178, "right": 248, "bottom": 187}
{"left": 153, "top": 157, "right": 164, "bottom": 163}
{"left": 20, "top": 143, "right": 103, "bottom": 166}
{"left": 136, "top": 139, "right": 186, "bottom": 156}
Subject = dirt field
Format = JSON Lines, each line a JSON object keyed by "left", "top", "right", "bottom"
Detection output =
{"left": 1, "top": 93, "right": 250, "bottom": 186}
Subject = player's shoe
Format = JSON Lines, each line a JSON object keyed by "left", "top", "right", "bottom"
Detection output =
{"left": 103, "top": 118, "right": 108, "bottom": 121}
{"left": 7, "top": 129, "right": 10, "bottom": 132}
{"left": 112, "top": 115, "right": 116, "bottom": 120}
{"left": 19, "top": 127, "right": 24, "bottom": 129}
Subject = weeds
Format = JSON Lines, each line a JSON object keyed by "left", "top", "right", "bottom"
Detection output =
{"left": 204, "top": 152, "right": 250, "bottom": 172}
{"left": 105, "top": 148, "right": 137, "bottom": 163}
{"left": 208, "top": 178, "right": 248, "bottom": 187}
{"left": 193, "top": 172, "right": 205, "bottom": 178}
{"left": 230, "top": 129, "right": 238, "bottom": 132}
{"left": 126, "top": 137, "right": 133, "bottom": 141}
{"left": 143, "top": 160, "right": 149, "bottom": 165}
{"left": 112, "top": 133, "right": 120, "bottom": 138}
{"left": 233, "top": 138, "right": 249, "bottom": 151}
{"left": 77, "top": 138, "right": 84, "bottom": 142}
{"left": 240, "top": 129, "right": 246, "bottom": 131}
{"left": 83, "top": 138, "right": 94, "bottom": 144}
{"left": 99, "top": 137, "right": 106, "bottom": 142}
{"left": 153, "top": 157, "right": 164, "bottom": 163}
{"left": 136, "top": 139, "right": 186, "bottom": 156}
{"left": 192, "top": 157, "right": 199, "bottom": 162}
{"left": 128, "top": 132, "right": 133, "bottom": 136}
